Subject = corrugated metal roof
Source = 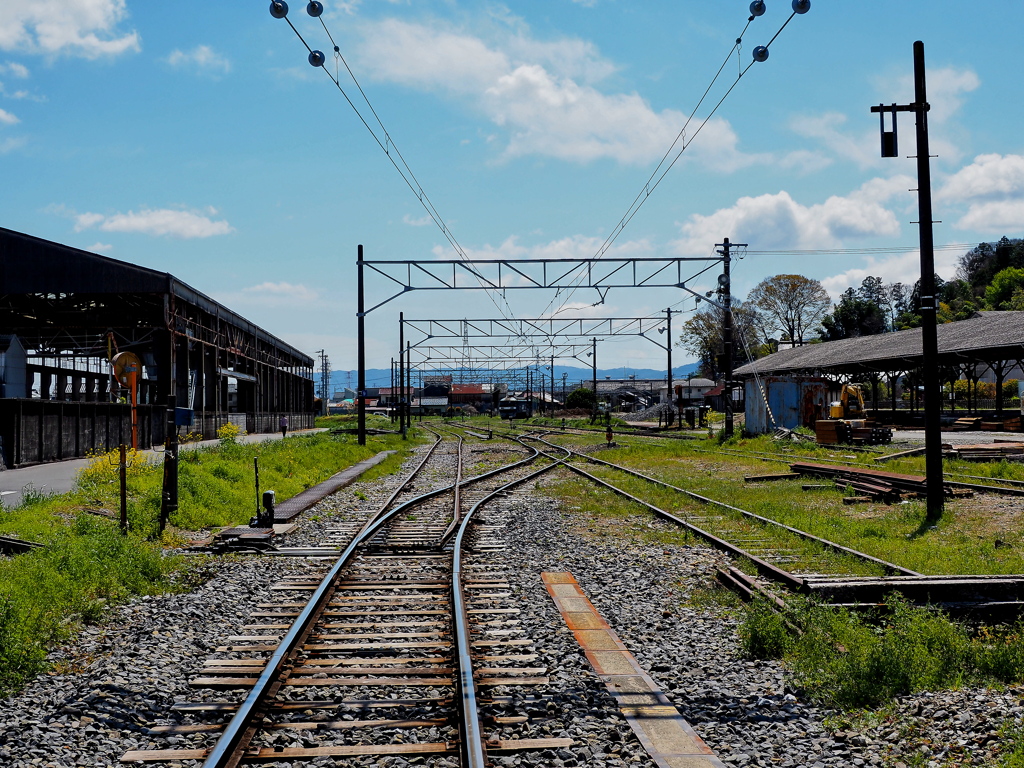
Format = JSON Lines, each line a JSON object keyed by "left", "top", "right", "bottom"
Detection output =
{"left": 0, "top": 227, "right": 312, "bottom": 366}
{"left": 734, "top": 311, "right": 1024, "bottom": 377}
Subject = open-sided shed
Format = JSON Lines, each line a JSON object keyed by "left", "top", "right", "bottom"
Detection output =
{"left": 734, "top": 312, "right": 1024, "bottom": 428}
{"left": 0, "top": 227, "right": 315, "bottom": 466}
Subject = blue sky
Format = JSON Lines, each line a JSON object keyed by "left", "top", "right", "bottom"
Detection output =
{"left": 2, "top": 1, "right": 1022, "bottom": 376}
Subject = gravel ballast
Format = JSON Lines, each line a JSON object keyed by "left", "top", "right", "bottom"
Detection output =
{"left": 1, "top": 437, "right": 1022, "bottom": 767}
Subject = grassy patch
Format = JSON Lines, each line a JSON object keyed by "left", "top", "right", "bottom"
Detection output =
{"left": 0, "top": 424, "right": 423, "bottom": 697}
{"left": 0, "top": 513, "right": 181, "bottom": 695}
{"left": 532, "top": 431, "right": 1024, "bottom": 577}
{"left": 72, "top": 429, "right": 417, "bottom": 535}
{"left": 739, "top": 596, "right": 1024, "bottom": 710}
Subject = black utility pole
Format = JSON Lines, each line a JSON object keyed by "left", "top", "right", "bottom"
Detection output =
{"left": 550, "top": 354, "right": 555, "bottom": 410}
{"left": 590, "top": 337, "right": 598, "bottom": 413}
{"left": 872, "top": 41, "right": 943, "bottom": 519}
{"left": 715, "top": 238, "right": 745, "bottom": 438}
{"left": 316, "top": 349, "right": 330, "bottom": 416}
{"left": 357, "top": 245, "right": 366, "bottom": 446}
{"left": 665, "top": 307, "right": 674, "bottom": 408}
{"left": 399, "top": 313, "right": 407, "bottom": 439}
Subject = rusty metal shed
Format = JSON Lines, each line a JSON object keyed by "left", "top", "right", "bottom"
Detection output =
{"left": 0, "top": 227, "right": 315, "bottom": 467}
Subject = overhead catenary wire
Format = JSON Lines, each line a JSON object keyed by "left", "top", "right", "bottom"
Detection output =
{"left": 546, "top": 5, "right": 810, "bottom": 320}
{"left": 274, "top": 5, "right": 521, "bottom": 326}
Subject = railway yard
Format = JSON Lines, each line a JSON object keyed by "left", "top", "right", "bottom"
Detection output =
{"left": 3, "top": 423, "right": 1024, "bottom": 767}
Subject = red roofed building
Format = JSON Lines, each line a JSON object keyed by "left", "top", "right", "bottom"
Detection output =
{"left": 450, "top": 383, "right": 489, "bottom": 406}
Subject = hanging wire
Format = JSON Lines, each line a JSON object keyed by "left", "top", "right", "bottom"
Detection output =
{"left": 277, "top": 11, "right": 521, "bottom": 325}
{"left": 546, "top": 7, "right": 809, "bottom": 319}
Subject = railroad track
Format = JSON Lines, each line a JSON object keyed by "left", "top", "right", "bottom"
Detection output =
{"left": 513, "top": 431, "right": 1024, "bottom": 619}
{"left": 120, "top": 429, "right": 572, "bottom": 766}
{"left": 535, "top": 422, "right": 1024, "bottom": 499}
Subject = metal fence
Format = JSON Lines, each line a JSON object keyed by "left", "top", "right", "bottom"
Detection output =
{"left": 0, "top": 398, "right": 164, "bottom": 468}
{"left": 0, "top": 400, "right": 318, "bottom": 469}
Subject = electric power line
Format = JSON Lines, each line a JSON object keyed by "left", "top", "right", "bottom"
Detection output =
{"left": 270, "top": 2, "right": 521, "bottom": 326}
{"left": 546, "top": 3, "right": 811, "bottom": 319}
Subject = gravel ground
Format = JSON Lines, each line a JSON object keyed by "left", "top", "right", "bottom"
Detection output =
{"left": 2, "top": 437, "right": 1023, "bottom": 767}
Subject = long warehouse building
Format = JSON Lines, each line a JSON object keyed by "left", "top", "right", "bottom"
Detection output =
{"left": 0, "top": 227, "right": 315, "bottom": 467}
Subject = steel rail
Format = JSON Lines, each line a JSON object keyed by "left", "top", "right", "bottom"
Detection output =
{"left": 201, "top": 435, "right": 544, "bottom": 768}
{"left": 551, "top": 443, "right": 921, "bottom": 578}
{"left": 533, "top": 447, "right": 805, "bottom": 590}
{"left": 541, "top": 426, "right": 1024, "bottom": 497}
{"left": 451, "top": 452, "right": 569, "bottom": 767}
{"left": 354, "top": 427, "right": 443, "bottom": 539}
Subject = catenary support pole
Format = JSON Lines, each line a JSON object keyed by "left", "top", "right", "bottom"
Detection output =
{"left": 912, "top": 41, "right": 943, "bottom": 519}
{"left": 666, "top": 307, "right": 673, "bottom": 415}
{"left": 357, "top": 245, "right": 366, "bottom": 446}
{"left": 872, "top": 41, "right": 942, "bottom": 519}
{"left": 716, "top": 239, "right": 735, "bottom": 437}
{"left": 399, "top": 312, "right": 407, "bottom": 439}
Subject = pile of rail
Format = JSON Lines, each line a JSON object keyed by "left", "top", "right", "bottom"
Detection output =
{"left": 945, "top": 442, "right": 1024, "bottom": 461}
{"left": 790, "top": 462, "right": 972, "bottom": 502}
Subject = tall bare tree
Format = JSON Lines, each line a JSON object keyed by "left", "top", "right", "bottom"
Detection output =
{"left": 679, "top": 300, "right": 764, "bottom": 380}
{"left": 747, "top": 274, "right": 831, "bottom": 345}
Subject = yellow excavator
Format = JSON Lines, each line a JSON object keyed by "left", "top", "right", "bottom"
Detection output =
{"left": 817, "top": 384, "right": 892, "bottom": 445}
{"left": 829, "top": 384, "right": 866, "bottom": 425}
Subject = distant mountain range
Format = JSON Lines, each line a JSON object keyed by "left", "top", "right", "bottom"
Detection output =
{"left": 327, "top": 363, "right": 700, "bottom": 392}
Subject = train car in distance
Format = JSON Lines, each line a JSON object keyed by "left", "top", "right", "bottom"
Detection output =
{"left": 498, "top": 395, "right": 532, "bottom": 420}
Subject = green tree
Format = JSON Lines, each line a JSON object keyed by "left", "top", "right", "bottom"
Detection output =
{"left": 747, "top": 274, "right": 831, "bottom": 345}
{"left": 820, "top": 288, "right": 887, "bottom": 340}
{"left": 679, "top": 300, "right": 763, "bottom": 379}
{"left": 985, "top": 266, "right": 1024, "bottom": 309}
{"left": 957, "top": 237, "right": 1024, "bottom": 294}
{"left": 565, "top": 387, "right": 596, "bottom": 410}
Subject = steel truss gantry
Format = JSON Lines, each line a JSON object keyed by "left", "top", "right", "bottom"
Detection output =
{"left": 401, "top": 316, "right": 674, "bottom": 352}
{"left": 361, "top": 255, "right": 717, "bottom": 314}
{"left": 357, "top": 249, "right": 724, "bottom": 444}
{"left": 409, "top": 343, "right": 594, "bottom": 365}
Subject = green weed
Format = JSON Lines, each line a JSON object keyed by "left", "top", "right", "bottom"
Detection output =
{"left": 0, "top": 515, "right": 178, "bottom": 695}
{"left": 737, "top": 596, "right": 1024, "bottom": 710}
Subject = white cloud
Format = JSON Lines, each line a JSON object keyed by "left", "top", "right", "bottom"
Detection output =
{"left": 0, "top": 108, "right": 19, "bottom": 125}
{"left": 0, "top": 0, "right": 140, "bottom": 59}
{"left": 433, "top": 233, "right": 652, "bottom": 262}
{"left": 892, "top": 67, "right": 980, "bottom": 125}
{"left": 356, "top": 18, "right": 760, "bottom": 168}
{"left": 241, "top": 281, "right": 320, "bottom": 304}
{"left": 795, "top": 67, "right": 980, "bottom": 169}
{"left": 955, "top": 200, "right": 1024, "bottom": 233}
{"left": 86, "top": 241, "right": 112, "bottom": 253}
{"left": 166, "top": 45, "right": 231, "bottom": 76}
{"left": 0, "top": 61, "right": 30, "bottom": 78}
{"left": 939, "top": 154, "right": 1024, "bottom": 203}
{"left": 72, "top": 207, "right": 234, "bottom": 239}
{"left": 937, "top": 154, "right": 1024, "bottom": 233}
{"left": 403, "top": 213, "right": 433, "bottom": 226}
{"left": 672, "top": 179, "right": 909, "bottom": 256}
{"left": 0, "top": 136, "right": 28, "bottom": 153}
{"left": 790, "top": 112, "right": 880, "bottom": 170}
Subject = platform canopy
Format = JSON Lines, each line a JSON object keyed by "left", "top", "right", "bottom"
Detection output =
{"left": 733, "top": 312, "right": 1024, "bottom": 378}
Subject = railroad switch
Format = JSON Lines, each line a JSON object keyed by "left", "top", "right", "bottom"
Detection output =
{"left": 251, "top": 490, "right": 276, "bottom": 528}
